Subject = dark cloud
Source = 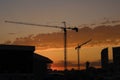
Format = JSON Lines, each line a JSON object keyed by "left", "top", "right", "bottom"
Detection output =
{"left": 4, "top": 24, "right": 120, "bottom": 49}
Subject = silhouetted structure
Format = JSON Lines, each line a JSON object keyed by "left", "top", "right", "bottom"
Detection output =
{"left": 0, "top": 45, "right": 34, "bottom": 73}
{"left": 0, "top": 44, "right": 53, "bottom": 80}
{"left": 5, "top": 20, "right": 78, "bottom": 70}
{"left": 34, "top": 53, "right": 53, "bottom": 80}
{"left": 113, "top": 47, "right": 120, "bottom": 72}
{"left": 101, "top": 48, "right": 108, "bottom": 69}
{"left": 86, "top": 61, "right": 90, "bottom": 70}
{"left": 75, "top": 39, "right": 92, "bottom": 70}
{"left": 100, "top": 47, "right": 120, "bottom": 72}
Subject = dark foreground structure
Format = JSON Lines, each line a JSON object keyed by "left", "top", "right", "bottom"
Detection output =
{"left": 0, "top": 44, "right": 53, "bottom": 80}
{"left": 101, "top": 47, "right": 120, "bottom": 72}
{"left": 1, "top": 44, "right": 120, "bottom": 80}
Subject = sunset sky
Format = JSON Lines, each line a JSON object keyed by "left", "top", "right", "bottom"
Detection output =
{"left": 0, "top": 0, "right": 120, "bottom": 70}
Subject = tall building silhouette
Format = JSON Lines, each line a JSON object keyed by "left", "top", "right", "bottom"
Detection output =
{"left": 113, "top": 47, "right": 120, "bottom": 71}
{"left": 101, "top": 48, "right": 108, "bottom": 69}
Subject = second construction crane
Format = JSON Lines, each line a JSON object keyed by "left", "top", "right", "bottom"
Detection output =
{"left": 75, "top": 39, "right": 92, "bottom": 70}
{"left": 5, "top": 20, "right": 78, "bottom": 70}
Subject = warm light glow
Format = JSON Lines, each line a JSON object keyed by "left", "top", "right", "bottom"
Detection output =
{"left": 35, "top": 46, "right": 106, "bottom": 70}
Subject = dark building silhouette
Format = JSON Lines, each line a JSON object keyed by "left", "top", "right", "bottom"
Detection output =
{"left": 101, "top": 48, "right": 108, "bottom": 69}
{"left": 0, "top": 44, "right": 34, "bottom": 73}
{"left": 113, "top": 47, "right": 120, "bottom": 71}
{"left": 34, "top": 53, "right": 53, "bottom": 80}
{"left": 0, "top": 44, "right": 53, "bottom": 80}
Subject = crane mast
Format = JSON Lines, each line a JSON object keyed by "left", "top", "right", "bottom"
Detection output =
{"left": 75, "top": 39, "right": 92, "bottom": 70}
{"left": 5, "top": 20, "right": 78, "bottom": 70}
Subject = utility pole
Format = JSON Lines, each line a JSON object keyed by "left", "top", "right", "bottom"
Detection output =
{"left": 75, "top": 39, "right": 92, "bottom": 70}
{"left": 5, "top": 20, "right": 78, "bottom": 70}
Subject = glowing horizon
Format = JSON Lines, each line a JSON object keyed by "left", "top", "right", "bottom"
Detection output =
{"left": 0, "top": 0, "right": 120, "bottom": 70}
{"left": 35, "top": 45, "right": 116, "bottom": 70}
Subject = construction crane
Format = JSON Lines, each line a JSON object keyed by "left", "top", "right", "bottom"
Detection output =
{"left": 5, "top": 20, "right": 78, "bottom": 70}
{"left": 75, "top": 39, "right": 92, "bottom": 70}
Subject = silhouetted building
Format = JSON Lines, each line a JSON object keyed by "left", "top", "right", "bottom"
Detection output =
{"left": 101, "top": 48, "right": 108, "bottom": 69}
{"left": 0, "top": 44, "right": 53, "bottom": 80}
{"left": 0, "top": 44, "right": 34, "bottom": 73}
{"left": 113, "top": 47, "right": 120, "bottom": 71}
{"left": 34, "top": 53, "right": 53, "bottom": 80}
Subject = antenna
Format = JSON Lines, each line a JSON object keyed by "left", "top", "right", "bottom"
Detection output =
{"left": 5, "top": 20, "right": 78, "bottom": 70}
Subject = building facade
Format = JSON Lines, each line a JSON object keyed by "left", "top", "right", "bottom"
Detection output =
{"left": 0, "top": 44, "right": 53, "bottom": 80}
{"left": 101, "top": 48, "right": 109, "bottom": 69}
{"left": 113, "top": 47, "right": 120, "bottom": 72}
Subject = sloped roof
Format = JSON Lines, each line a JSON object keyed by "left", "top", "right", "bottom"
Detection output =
{"left": 34, "top": 53, "right": 53, "bottom": 63}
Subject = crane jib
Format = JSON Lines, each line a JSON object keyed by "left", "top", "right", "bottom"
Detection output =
{"left": 5, "top": 20, "right": 65, "bottom": 29}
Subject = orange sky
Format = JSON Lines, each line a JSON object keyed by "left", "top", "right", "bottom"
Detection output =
{"left": 35, "top": 47, "right": 103, "bottom": 70}
{"left": 35, "top": 45, "right": 116, "bottom": 70}
{"left": 0, "top": 0, "right": 120, "bottom": 70}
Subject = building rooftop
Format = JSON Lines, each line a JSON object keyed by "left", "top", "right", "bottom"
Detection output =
{"left": 34, "top": 53, "right": 53, "bottom": 63}
{"left": 0, "top": 44, "right": 35, "bottom": 51}
{"left": 0, "top": 44, "right": 53, "bottom": 63}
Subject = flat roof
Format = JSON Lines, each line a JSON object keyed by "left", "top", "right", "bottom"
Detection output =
{"left": 0, "top": 44, "right": 35, "bottom": 51}
{"left": 113, "top": 46, "right": 120, "bottom": 49}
